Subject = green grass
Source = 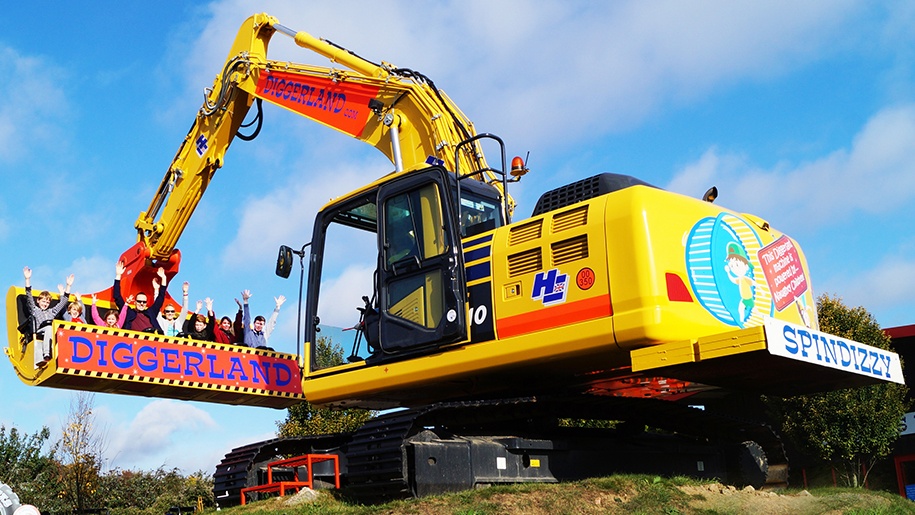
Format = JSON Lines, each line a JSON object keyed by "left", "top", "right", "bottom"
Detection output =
{"left": 212, "top": 475, "right": 915, "bottom": 515}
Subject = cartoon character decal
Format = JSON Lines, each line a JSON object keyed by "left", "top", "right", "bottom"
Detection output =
{"left": 685, "top": 213, "right": 772, "bottom": 328}
{"left": 723, "top": 241, "right": 755, "bottom": 323}
{"left": 685, "top": 213, "right": 814, "bottom": 329}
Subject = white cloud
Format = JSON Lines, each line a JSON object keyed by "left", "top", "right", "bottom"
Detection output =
{"left": 107, "top": 400, "right": 217, "bottom": 465}
{"left": 841, "top": 256, "right": 915, "bottom": 315}
{"left": 220, "top": 158, "right": 387, "bottom": 269}
{"left": 665, "top": 148, "right": 749, "bottom": 200}
{"left": 14, "top": 257, "right": 113, "bottom": 299}
{"left": 0, "top": 46, "right": 69, "bottom": 163}
{"left": 667, "top": 105, "right": 915, "bottom": 233}
{"left": 457, "top": 1, "right": 863, "bottom": 146}
{"left": 67, "top": 256, "right": 114, "bottom": 296}
{"left": 172, "top": 1, "right": 865, "bottom": 159}
{"left": 318, "top": 264, "right": 376, "bottom": 329}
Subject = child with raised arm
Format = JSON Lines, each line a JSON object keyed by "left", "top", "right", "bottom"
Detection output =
{"left": 185, "top": 298, "right": 216, "bottom": 341}
{"left": 23, "top": 266, "right": 74, "bottom": 368}
{"left": 91, "top": 293, "right": 130, "bottom": 328}
{"left": 64, "top": 292, "right": 86, "bottom": 324}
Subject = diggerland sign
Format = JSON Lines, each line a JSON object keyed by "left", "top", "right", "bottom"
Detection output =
{"left": 256, "top": 70, "right": 380, "bottom": 137}
{"left": 56, "top": 327, "right": 303, "bottom": 395}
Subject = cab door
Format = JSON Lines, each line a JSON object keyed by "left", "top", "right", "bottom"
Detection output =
{"left": 376, "top": 169, "right": 466, "bottom": 354}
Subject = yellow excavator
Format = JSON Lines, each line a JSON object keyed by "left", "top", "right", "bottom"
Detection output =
{"left": 4, "top": 13, "right": 904, "bottom": 504}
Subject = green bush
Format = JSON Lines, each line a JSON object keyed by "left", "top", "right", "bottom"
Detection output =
{"left": 96, "top": 467, "right": 213, "bottom": 515}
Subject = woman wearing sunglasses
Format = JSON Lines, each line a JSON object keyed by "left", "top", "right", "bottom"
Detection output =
{"left": 153, "top": 280, "right": 190, "bottom": 337}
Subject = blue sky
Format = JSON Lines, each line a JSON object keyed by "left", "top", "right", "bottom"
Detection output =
{"left": 2, "top": 1, "right": 915, "bottom": 474}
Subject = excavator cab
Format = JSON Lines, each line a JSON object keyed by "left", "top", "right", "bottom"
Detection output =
{"left": 304, "top": 166, "right": 499, "bottom": 369}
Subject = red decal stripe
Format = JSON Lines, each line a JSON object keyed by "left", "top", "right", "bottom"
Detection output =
{"left": 255, "top": 71, "right": 379, "bottom": 137}
{"left": 496, "top": 294, "right": 612, "bottom": 338}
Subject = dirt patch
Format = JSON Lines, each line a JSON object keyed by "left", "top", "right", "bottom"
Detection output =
{"left": 679, "top": 483, "right": 898, "bottom": 515}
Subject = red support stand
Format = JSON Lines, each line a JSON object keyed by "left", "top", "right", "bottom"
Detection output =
{"left": 240, "top": 453, "right": 340, "bottom": 505}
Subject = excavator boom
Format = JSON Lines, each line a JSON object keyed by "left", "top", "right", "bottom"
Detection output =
{"left": 124, "top": 13, "right": 508, "bottom": 301}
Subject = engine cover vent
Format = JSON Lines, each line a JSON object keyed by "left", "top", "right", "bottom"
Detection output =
{"left": 551, "top": 205, "right": 588, "bottom": 233}
{"left": 508, "top": 248, "right": 543, "bottom": 277}
{"left": 508, "top": 219, "right": 543, "bottom": 246}
{"left": 532, "top": 173, "right": 656, "bottom": 216}
{"left": 552, "top": 235, "right": 588, "bottom": 266}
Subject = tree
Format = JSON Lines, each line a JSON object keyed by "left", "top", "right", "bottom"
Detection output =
{"left": 768, "top": 294, "right": 909, "bottom": 487}
{"left": 58, "top": 392, "right": 108, "bottom": 512}
{"left": 277, "top": 336, "right": 373, "bottom": 436}
{"left": 0, "top": 425, "right": 63, "bottom": 510}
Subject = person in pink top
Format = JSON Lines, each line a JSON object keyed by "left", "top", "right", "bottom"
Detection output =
{"left": 91, "top": 293, "right": 131, "bottom": 328}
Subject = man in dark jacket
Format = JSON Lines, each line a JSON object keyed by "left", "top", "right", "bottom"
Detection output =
{"left": 112, "top": 261, "right": 168, "bottom": 333}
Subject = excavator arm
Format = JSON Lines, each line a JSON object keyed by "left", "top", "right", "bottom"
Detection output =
{"left": 118, "top": 13, "right": 511, "bottom": 299}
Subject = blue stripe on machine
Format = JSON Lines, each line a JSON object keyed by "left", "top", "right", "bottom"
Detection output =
{"left": 463, "top": 234, "right": 493, "bottom": 249}
{"left": 466, "top": 261, "right": 492, "bottom": 281}
{"left": 464, "top": 246, "right": 491, "bottom": 262}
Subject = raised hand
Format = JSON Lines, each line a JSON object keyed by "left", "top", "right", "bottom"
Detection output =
{"left": 275, "top": 295, "right": 287, "bottom": 309}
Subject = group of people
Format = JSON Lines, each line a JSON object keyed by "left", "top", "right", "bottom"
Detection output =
{"left": 23, "top": 262, "right": 286, "bottom": 369}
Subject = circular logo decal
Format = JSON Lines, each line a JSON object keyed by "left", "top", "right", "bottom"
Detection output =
{"left": 576, "top": 268, "right": 595, "bottom": 290}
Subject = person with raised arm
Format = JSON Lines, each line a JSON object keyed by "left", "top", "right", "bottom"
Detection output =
{"left": 241, "top": 290, "right": 286, "bottom": 350}
{"left": 23, "top": 266, "right": 74, "bottom": 368}
{"left": 112, "top": 261, "right": 168, "bottom": 333}
{"left": 154, "top": 280, "right": 190, "bottom": 337}
{"left": 90, "top": 293, "right": 130, "bottom": 328}
{"left": 185, "top": 297, "right": 216, "bottom": 342}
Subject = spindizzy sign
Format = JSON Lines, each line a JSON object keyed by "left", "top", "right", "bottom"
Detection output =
{"left": 764, "top": 318, "right": 905, "bottom": 384}
{"left": 57, "top": 328, "right": 303, "bottom": 395}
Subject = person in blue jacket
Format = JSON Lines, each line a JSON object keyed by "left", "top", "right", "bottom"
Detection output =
{"left": 241, "top": 289, "right": 285, "bottom": 350}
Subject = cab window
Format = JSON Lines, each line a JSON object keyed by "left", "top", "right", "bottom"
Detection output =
{"left": 384, "top": 183, "right": 447, "bottom": 268}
